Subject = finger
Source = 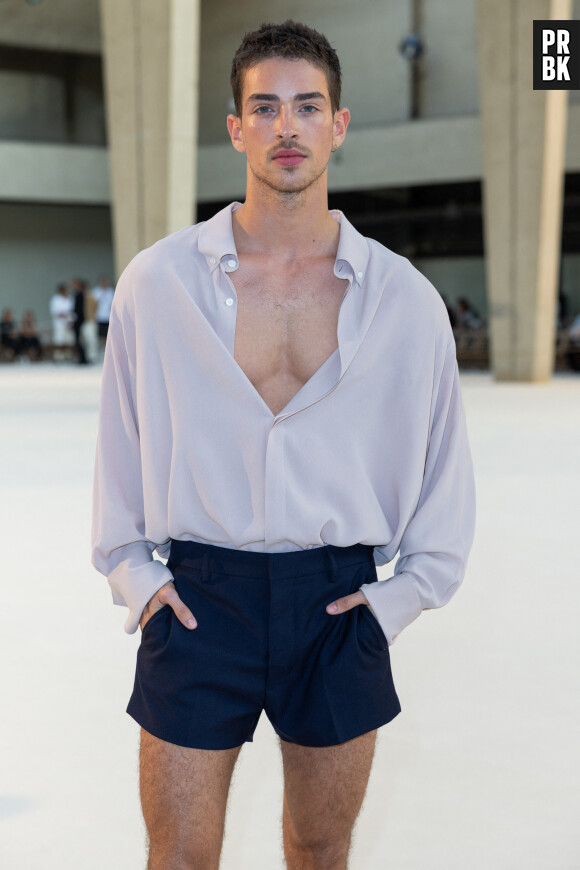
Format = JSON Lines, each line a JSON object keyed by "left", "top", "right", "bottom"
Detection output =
{"left": 326, "top": 590, "right": 368, "bottom": 614}
{"left": 161, "top": 587, "right": 197, "bottom": 629}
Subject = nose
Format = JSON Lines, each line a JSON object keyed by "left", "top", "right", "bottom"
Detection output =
{"left": 274, "top": 104, "right": 297, "bottom": 139}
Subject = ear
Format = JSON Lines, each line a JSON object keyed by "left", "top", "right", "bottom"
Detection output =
{"left": 227, "top": 114, "right": 246, "bottom": 153}
{"left": 332, "top": 107, "right": 350, "bottom": 148}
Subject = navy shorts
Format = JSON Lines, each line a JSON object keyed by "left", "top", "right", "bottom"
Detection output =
{"left": 127, "top": 540, "right": 401, "bottom": 749}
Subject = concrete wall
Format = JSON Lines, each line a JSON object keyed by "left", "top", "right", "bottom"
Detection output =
{"left": 0, "top": 70, "right": 68, "bottom": 142}
{"left": 421, "top": 0, "right": 479, "bottom": 117}
{"left": 0, "top": 53, "right": 105, "bottom": 145}
{"left": 0, "top": 143, "right": 110, "bottom": 204}
{"left": 420, "top": 0, "right": 580, "bottom": 116}
{"left": 0, "top": 202, "right": 114, "bottom": 334}
{"left": 0, "top": 0, "right": 101, "bottom": 54}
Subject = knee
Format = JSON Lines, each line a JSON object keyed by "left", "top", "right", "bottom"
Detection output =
{"left": 285, "top": 836, "right": 351, "bottom": 869}
{"left": 146, "top": 829, "right": 221, "bottom": 870}
{"left": 147, "top": 842, "right": 220, "bottom": 870}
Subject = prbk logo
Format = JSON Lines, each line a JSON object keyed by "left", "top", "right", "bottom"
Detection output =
{"left": 533, "top": 20, "right": 579, "bottom": 89}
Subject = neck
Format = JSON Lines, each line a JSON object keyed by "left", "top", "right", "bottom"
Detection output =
{"left": 232, "top": 172, "right": 339, "bottom": 260}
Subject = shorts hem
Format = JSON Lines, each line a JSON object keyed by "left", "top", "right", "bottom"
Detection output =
{"left": 271, "top": 703, "right": 402, "bottom": 748}
{"left": 126, "top": 704, "right": 254, "bottom": 750}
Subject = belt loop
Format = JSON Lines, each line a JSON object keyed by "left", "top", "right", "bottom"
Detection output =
{"left": 202, "top": 551, "right": 209, "bottom": 583}
{"left": 326, "top": 547, "right": 338, "bottom": 583}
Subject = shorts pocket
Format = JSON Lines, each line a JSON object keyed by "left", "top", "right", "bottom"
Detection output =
{"left": 357, "top": 602, "right": 389, "bottom": 651}
{"left": 140, "top": 603, "right": 171, "bottom": 636}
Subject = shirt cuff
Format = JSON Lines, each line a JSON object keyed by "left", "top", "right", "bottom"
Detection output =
{"left": 108, "top": 556, "right": 175, "bottom": 634}
{"left": 359, "top": 572, "right": 422, "bottom": 646}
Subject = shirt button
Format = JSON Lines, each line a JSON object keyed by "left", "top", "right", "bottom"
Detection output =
{"left": 227, "top": 259, "right": 237, "bottom": 268}
{"left": 225, "top": 297, "right": 234, "bottom": 307}
{"left": 357, "top": 271, "right": 363, "bottom": 278}
{"left": 209, "top": 256, "right": 216, "bottom": 265}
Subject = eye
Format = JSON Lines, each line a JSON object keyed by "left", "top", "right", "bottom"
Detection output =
{"left": 254, "top": 105, "right": 272, "bottom": 114}
{"left": 300, "top": 105, "right": 318, "bottom": 113}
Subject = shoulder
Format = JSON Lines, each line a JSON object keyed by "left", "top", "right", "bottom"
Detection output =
{"left": 121, "top": 223, "right": 203, "bottom": 284}
{"left": 366, "top": 236, "right": 451, "bottom": 337}
{"left": 367, "top": 237, "right": 445, "bottom": 308}
{"left": 111, "top": 222, "right": 206, "bottom": 314}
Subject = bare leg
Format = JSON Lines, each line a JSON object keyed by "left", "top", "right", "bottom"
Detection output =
{"left": 280, "top": 729, "right": 377, "bottom": 870}
{"left": 139, "top": 728, "right": 243, "bottom": 870}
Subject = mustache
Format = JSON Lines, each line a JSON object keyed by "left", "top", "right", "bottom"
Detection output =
{"left": 270, "top": 144, "right": 309, "bottom": 157}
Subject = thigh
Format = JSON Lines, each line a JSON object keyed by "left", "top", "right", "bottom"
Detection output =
{"left": 139, "top": 728, "right": 242, "bottom": 861}
{"left": 280, "top": 729, "right": 377, "bottom": 845}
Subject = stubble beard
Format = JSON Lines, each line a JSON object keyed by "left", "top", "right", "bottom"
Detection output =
{"left": 249, "top": 159, "right": 328, "bottom": 206}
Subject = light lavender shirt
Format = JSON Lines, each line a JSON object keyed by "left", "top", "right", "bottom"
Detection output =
{"left": 91, "top": 202, "right": 476, "bottom": 643}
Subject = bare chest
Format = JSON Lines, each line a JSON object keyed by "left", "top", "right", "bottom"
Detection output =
{"left": 229, "top": 262, "right": 349, "bottom": 416}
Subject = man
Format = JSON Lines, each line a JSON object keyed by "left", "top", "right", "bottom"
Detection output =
{"left": 48, "top": 282, "right": 74, "bottom": 359}
{"left": 1, "top": 308, "right": 20, "bottom": 361}
{"left": 70, "top": 277, "right": 89, "bottom": 365}
{"left": 91, "top": 275, "right": 115, "bottom": 346}
{"left": 92, "top": 20, "right": 475, "bottom": 869}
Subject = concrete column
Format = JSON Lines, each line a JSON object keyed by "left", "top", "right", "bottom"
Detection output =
{"left": 100, "top": 0, "right": 201, "bottom": 277}
{"left": 476, "top": 0, "right": 570, "bottom": 381}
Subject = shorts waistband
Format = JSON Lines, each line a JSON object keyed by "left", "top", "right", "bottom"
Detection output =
{"left": 168, "top": 539, "right": 374, "bottom": 581}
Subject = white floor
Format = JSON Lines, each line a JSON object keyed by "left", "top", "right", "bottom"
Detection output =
{"left": 1, "top": 364, "right": 579, "bottom": 869}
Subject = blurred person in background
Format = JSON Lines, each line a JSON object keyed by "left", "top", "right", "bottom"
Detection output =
{"left": 1, "top": 308, "right": 20, "bottom": 361}
{"left": 566, "top": 312, "right": 580, "bottom": 371}
{"left": 49, "top": 284, "right": 75, "bottom": 359}
{"left": 92, "top": 275, "right": 115, "bottom": 346}
{"left": 71, "top": 277, "right": 89, "bottom": 365}
{"left": 557, "top": 290, "right": 569, "bottom": 329}
{"left": 18, "top": 310, "right": 42, "bottom": 361}
{"left": 456, "top": 296, "right": 482, "bottom": 329}
{"left": 81, "top": 281, "right": 99, "bottom": 363}
{"left": 568, "top": 312, "right": 580, "bottom": 341}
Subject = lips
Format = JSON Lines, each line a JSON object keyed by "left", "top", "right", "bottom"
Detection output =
{"left": 272, "top": 149, "right": 306, "bottom": 167}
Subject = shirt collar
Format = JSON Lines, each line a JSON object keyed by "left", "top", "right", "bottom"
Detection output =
{"left": 330, "top": 209, "right": 370, "bottom": 287}
{"left": 197, "top": 201, "right": 241, "bottom": 272}
{"left": 198, "top": 201, "right": 369, "bottom": 285}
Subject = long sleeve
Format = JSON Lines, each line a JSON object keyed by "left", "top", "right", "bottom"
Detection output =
{"left": 359, "top": 336, "right": 476, "bottom": 646}
{"left": 90, "top": 207, "right": 476, "bottom": 638}
{"left": 91, "top": 280, "right": 173, "bottom": 634}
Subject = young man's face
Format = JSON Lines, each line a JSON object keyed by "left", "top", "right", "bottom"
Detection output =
{"left": 227, "top": 57, "right": 349, "bottom": 197}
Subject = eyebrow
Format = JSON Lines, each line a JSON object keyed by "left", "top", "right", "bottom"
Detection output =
{"left": 246, "top": 91, "right": 327, "bottom": 104}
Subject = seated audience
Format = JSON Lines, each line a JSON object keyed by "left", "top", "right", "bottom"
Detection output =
{"left": 456, "top": 297, "right": 482, "bottom": 330}
{"left": 19, "top": 310, "right": 43, "bottom": 361}
{"left": 1, "top": 309, "right": 20, "bottom": 361}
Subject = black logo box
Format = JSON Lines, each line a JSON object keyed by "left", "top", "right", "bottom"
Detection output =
{"left": 533, "top": 20, "right": 580, "bottom": 90}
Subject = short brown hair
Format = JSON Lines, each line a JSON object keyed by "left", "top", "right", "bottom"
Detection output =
{"left": 230, "top": 20, "right": 342, "bottom": 117}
